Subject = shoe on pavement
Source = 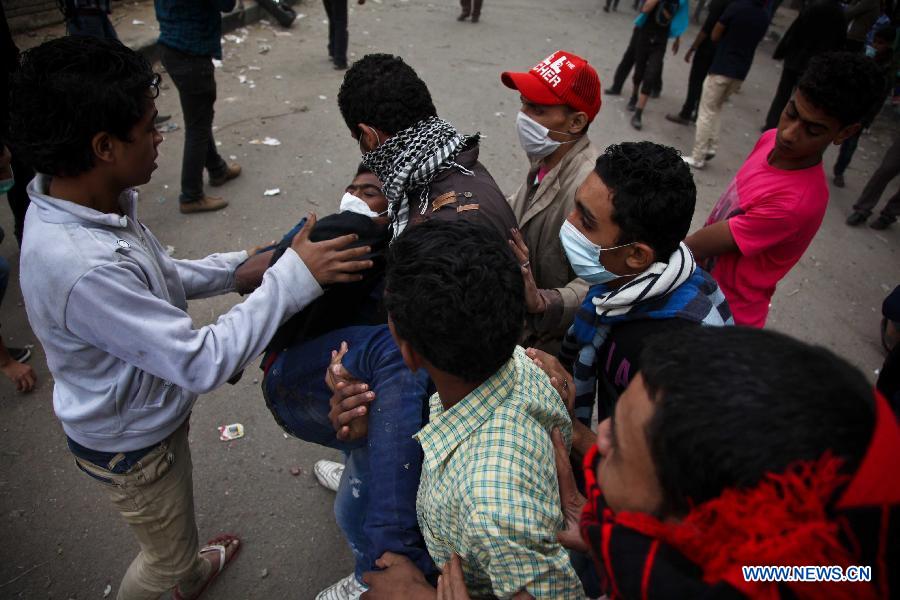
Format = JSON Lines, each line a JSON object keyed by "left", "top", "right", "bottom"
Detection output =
{"left": 665, "top": 113, "right": 690, "bottom": 125}
{"left": 457, "top": 11, "right": 470, "bottom": 20}
{"left": 471, "top": 14, "right": 479, "bottom": 22}
{"left": 209, "top": 162, "right": 242, "bottom": 187}
{"left": 180, "top": 196, "right": 228, "bottom": 214}
{"left": 604, "top": 86, "right": 621, "bottom": 96}
{"left": 9, "top": 347, "right": 31, "bottom": 363}
{"left": 603, "top": 5, "right": 610, "bottom": 11}
{"left": 626, "top": 96, "right": 637, "bottom": 111}
{"left": 314, "top": 459, "right": 345, "bottom": 492}
{"left": 682, "top": 155, "right": 705, "bottom": 170}
{"left": 630, "top": 114, "right": 642, "bottom": 130}
{"left": 704, "top": 151, "right": 716, "bottom": 161}
{"left": 846, "top": 211, "right": 868, "bottom": 226}
{"left": 833, "top": 174, "right": 845, "bottom": 188}
{"left": 870, "top": 215, "right": 895, "bottom": 230}
{"left": 316, "top": 573, "right": 367, "bottom": 600}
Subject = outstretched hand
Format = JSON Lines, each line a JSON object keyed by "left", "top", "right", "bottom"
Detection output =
{"left": 290, "top": 213, "right": 373, "bottom": 285}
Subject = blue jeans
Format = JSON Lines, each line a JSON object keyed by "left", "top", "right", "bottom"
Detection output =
{"left": 263, "top": 325, "right": 436, "bottom": 581}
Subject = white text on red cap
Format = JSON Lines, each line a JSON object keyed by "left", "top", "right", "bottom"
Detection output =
{"left": 531, "top": 54, "right": 572, "bottom": 89}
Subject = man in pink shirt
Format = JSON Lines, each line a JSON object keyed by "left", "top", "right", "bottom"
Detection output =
{"left": 686, "top": 52, "right": 884, "bottom": 327}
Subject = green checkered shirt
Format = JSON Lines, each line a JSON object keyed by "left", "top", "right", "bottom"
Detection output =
{"left": 414, "top": 346, "right": 581, "bottom": 599}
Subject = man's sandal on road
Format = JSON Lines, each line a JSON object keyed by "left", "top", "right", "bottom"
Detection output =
{"left": 172, "top": 533, "right": 242, "bottom": 600}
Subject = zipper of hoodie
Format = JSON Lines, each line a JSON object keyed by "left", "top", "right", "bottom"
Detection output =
{"left": 126, "top": 215, "right": 171, "bottom": 302}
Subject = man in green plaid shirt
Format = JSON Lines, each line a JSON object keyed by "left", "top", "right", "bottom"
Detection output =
{"left": 361, "top": 219, "right": 582, "bottom": 599}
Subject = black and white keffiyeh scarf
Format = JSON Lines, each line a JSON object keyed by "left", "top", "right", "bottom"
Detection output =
{"left": 361, "top": 116, "right": 478, "bottom": 240}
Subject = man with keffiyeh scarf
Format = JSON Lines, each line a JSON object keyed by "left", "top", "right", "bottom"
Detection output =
{"left": 338, "top": 53, "right": 517, "bottom": 243}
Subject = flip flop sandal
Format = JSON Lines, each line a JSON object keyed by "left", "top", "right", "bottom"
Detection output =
{"left": 172, "top": 533, "right": 242, "bottom": 600}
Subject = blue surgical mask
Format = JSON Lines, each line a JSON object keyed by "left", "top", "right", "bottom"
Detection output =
{"left": 559, "top": 219, "right": 632, "bottom": 284}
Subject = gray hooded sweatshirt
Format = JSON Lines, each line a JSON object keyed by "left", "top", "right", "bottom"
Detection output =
{"left": 20, "top": 176, "right": 322, "bottom": 452}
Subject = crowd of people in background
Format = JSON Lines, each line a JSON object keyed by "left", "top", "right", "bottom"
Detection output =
{"left": 1, "top": 0, "right": 900, "bottom": 599}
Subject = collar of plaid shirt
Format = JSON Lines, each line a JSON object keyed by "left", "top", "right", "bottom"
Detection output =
{"left": 414, "top": 352, "right": 516, "bottom": 472}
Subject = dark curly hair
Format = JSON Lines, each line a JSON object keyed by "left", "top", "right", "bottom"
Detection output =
{"left": 594, "top": 141, "right": 695, "bottom": 260}
{"left": 337, "top": 54, "right": 437, "bottom": 137}
{"left": 640, "top": 327, "right": 874, "bottom": 518}
{"left": 8, "top": 36, "right": 158, "bottom": 177}
{"left": 384, "top": 219, "right": 524, "bottom": 383}
{"left": 798, "top": 51, "right": 885, "bottom": 126}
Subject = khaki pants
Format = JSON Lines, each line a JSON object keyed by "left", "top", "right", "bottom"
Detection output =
{"left": 691, "top": 74, "right": 743, "bottom": 163}
{"left": 73, "top": 423, "right": 210, "bottom": 600}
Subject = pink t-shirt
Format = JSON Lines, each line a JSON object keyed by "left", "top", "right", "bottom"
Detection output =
{"left": 704, "top": 130, "right": 828, "bottom": 327}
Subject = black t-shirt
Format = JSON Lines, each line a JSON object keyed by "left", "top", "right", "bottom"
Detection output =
{"left": 709, "top": 0, "right": 768, "bottom": 81}
{"left": 595, "top": 317, "right": 698, "bottom": 421}
{"left": 640, "top": 0, "right": 677, "bottom": 43}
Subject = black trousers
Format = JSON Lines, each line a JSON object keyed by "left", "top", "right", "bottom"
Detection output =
{"left": 853, "top": 135, "right": 900, "bottom": 220}
{"left": 160, "top": 45, "right": 227, "bottom": 203}
{"left": 323, "top": 0, "right": 348, "bottom": 65}
{"left": 611, "top": 28, "right": 640, "bottom": 92}
{"left": 6, "top": 156, "right": 34, "bottom": 246}
{"left": 763, "top": 65, "right": 802, "bottom": 131}
{"left": 611, "top": 28, "right": 664, "bottom": 95}
{"left": 678, "top": 40, "right": 715, "bottom": 120}
{"left": 460, "top": 0, "right": 484, "bottom": 16}
{"left": 633, "top": 36, "right": 666, "bottom": 96}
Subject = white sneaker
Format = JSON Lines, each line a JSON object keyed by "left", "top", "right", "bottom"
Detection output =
{"left": 314, "top": 459, "right": 345, "bottom": 493}
{"left": 315, "top": 572, "right": 367, "bottom": 600}
{"left": 682, "top": 155, "right": 705, "bottom": 170}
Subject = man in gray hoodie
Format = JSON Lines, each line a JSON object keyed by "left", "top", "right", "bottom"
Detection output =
{"left": 8, "top": 36, "right": 371, "bottom": 600}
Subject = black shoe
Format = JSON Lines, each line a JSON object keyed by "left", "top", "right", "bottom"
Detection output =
{"left": 846, "top": 211, "right": 868, "bottom": 226}
{"left": 333, "top": 62, "right": 348, "bottom": 70}
{"left": 9, "top": 347, "right": 31, "bottom": 363}
{"left": 457, "top": 11, "right": 470, "bottom": 20}
{"left": 603, "top": 5, "right": 610, "bottom": 11}
{"left": 665, "top": 113, "right": 690, "bottom": 125}
{"left": 833, "top": 174, "right": 845, "bottom": 188}
{"left": 604, "top": 87, "right": 622, "bottom": 96}
{"left": 626, "top": 96, "right": 637, "bottom": 111}
{"left": 650, "top": 89, "right": 661, "bottom": 99}
{"left": 870, "top": 215, "right": 895, "bottom": 230}
{"left": 471, "top": 13, "right": 479, "bottom": 22}
{"left": 631, "top": 113, "right": 642, "bottom": 130}
{"left": 704, "top": 151, "right": 716, "bottom": 162}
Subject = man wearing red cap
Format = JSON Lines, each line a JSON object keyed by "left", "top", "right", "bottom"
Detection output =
{"left": 500, "top": 50, "right": 602, "bottom": 353}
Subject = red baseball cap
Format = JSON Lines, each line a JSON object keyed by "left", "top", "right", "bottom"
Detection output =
{"left": 501, "top": 50, "right": 602, "bottom": 121}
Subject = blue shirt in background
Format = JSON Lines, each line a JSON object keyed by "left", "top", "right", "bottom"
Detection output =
{"left": 710, "top": 0, "right": 769, "bottom": 80}
{"left": 155, "top": 0, "right": 236, "bottom": 59}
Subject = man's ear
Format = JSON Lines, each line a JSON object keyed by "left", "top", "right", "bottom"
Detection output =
{"left": 91, "top": 131, "right": 116, "bottom": 165}
{"left": 833, "top": 122, "right": 862, "bottom": 146}
{"left": 396, "top": 337, "right": 424, "bottom": 373}
{"left": 624, "top": 242, "right": 655, "bottom": 272}
{"left": 357, "top": 123, "right": 386, "bottom": 153}
{"left": 388, "top": 316, "right": 422, "bottom": 372}
{"left": 568, "top": 111, "right": 589, "bottom": 135}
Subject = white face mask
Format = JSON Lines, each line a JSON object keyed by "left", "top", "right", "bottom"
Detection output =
{"left": 339, "top": 192, "right": 386, "bottom": 218}
{"left": 516, "top": 111, "right": 576, "bottom": 159}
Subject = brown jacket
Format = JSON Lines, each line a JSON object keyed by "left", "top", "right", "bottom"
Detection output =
{"left": 410, "top": 141, "right": 518, "bottom": 241}
{"left": 508, "top": 134, "right": 599, "bottom": 349}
